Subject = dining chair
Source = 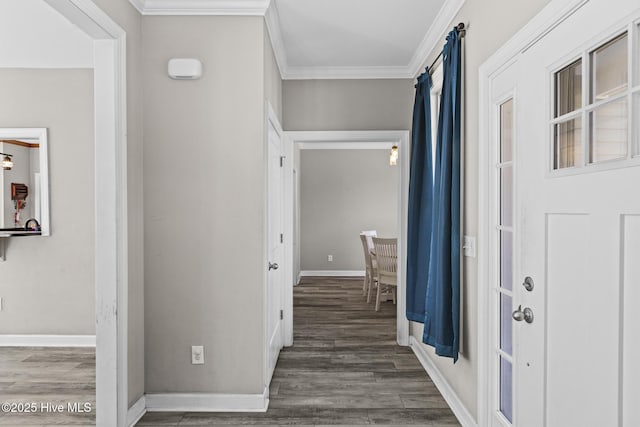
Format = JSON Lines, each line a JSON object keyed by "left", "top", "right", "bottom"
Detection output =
{"left": 359, "top": 234, "right": 377, "bottom": 302}
{"left": 359, "top": 230, "right": 377, "bottom": 297}
{"left": 372, "top": 237, "right": 397, "bottom": 311}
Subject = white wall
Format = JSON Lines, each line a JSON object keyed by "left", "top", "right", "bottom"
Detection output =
{"left": 0, "top": 69, "right": 95, "bottom": 335}
{"left": 142, "top": 15, "right": 273, "bottom": 395}
{"left": 0, "top": 0, "right": 93, "bottom": 68}
{"left": 299, "top": 149, "right": 397, "bottom": 271}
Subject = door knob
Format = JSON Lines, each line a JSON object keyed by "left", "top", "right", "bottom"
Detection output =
{"left": 268, "top": 262, "right": 279, "bottom": 271}
{"left": 522, "top": 276, "right": 534, "bottom": 292}
{"left": 512, "top": 305, "right": 534, "bottom": 323}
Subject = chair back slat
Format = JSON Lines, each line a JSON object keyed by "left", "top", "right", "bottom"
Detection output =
{"left": 359, "top": 234, "right": 374, "bottom": 270}
{"left": 372, "top": 237, "right": 397, "bottom": 274}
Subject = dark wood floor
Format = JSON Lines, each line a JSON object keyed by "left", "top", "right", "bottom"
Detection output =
{"left": 138, "top": 276, "right": 460, "bottom": 426}
{"left": 0, "top": 346, "right": 95, "bottom": 426}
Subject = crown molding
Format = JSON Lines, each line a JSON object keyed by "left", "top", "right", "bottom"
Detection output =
{"left": 407, "top": 0, "right": 466, "bottom": 78}
{"left": 129, "top": 0, "right": 467, "bottom": 80}
{"left": 128, "top": 0, "right": 145, "bottom": 14}
{"left": 264, "top": 1, "right": 287, "bottom": 77}
{"left": 282, "top": 65, "right": 413, "bottom": 80}
{"left": 130, "top": 0, "right": 271, "bottom": 15}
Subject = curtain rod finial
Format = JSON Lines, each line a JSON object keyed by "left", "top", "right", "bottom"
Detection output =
{"left": 457, "top": 22, "right": 466, "bottom": 37}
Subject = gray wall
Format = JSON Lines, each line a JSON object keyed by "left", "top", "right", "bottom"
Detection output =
{"left": 408, "top": 0, "right": 552, "bottom": 419}
{"left": 300, "top": 149, "right": 397, "bottom": 271}
{"left": 284, "top": 79, "right": 412, "bottom": 279}
{"left": 283, "top": 79, "right": 414, "bottom": 131}
{"left": 92, "top": 0, "right": 146, "bottom": 407}
{"left": 143, "top": 15, "right": 273, "bottom": 394}
{"left": 0, "top": 69, "right": 95, "bottom": 335}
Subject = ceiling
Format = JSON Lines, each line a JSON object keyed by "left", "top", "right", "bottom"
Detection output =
{"left": 129, "top": 0, "right": 466, "bottom": 79}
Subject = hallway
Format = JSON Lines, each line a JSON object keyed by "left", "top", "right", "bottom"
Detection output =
{"left": 138, "top": 277, "right": 460, "bottom": 426}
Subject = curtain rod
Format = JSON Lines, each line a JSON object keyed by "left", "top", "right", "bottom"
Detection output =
{"left": 428, "top": 22, "right": 466, "bottom": 73}
{"left": 419, "top": 22, "right": 466, "bottom": 81}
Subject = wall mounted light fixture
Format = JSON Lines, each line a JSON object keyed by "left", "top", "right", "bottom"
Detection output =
{"left": 389, "top": 145, "right": 398, "bottom": 166}
{"left": 1, "top": 153, "right": 13, "bottom": 170}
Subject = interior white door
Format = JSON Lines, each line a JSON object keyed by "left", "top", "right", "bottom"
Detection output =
{"left": 267, "top": 111, "right": 284, "bottom": 384}
{"left": 514, "top": 2, "right": 640, "bottom": 427}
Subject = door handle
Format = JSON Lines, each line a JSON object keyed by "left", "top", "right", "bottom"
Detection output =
{"left": 512, "top": 305, "right": 534, "bottom": 323}
{"left": 268, "top": 262, "right": 279, "bottom": 271}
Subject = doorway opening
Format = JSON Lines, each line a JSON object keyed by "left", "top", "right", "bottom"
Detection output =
{"left": 283, "top": 131, "right": 410, "bottom": 347}
{"left": 0, "top": 1, "right": 130, "bottom": 425}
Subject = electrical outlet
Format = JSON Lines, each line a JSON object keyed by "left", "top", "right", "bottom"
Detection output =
{"left": 191, "top": 345, "right": 204, "bottom": 365}
{"left": 327, "top": 255, "right": 333, "bottom": 262}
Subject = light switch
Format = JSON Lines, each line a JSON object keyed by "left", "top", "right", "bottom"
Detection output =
{"left": 463, "top": 236, "right": 476, "bottom": 258}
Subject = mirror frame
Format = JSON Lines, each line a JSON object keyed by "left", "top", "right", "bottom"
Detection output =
{"left": 0, "top": 128, "right": 50, "bottom": 236}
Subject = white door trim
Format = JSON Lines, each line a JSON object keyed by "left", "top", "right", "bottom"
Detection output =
{"left": 43, "top": 1, "right": 128, "bottom": 425}
{"left": 478, "top": 0, "right": 589, "bottom": 426}
{"left": 283, "top": 130, "right": 410, "bottom": 347}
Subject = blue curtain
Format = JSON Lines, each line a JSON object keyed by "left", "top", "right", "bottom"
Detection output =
{"left": 422, "top": 28, "right": 461, "bottom": 362}
{"left": 406, "top": 72, "right": 434, "bottom": 323}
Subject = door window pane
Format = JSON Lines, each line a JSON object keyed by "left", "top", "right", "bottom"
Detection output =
{"left": 591, "top": 33, "right": 628, "bottom": 102}
{"left": 555, "top": 59, "right": 582, "bottom": 117}
{"left": 554, "top": 118, "right": 583, "bottom": 169}
{"left": 500, "top": 294, "right": 513, "bottom": 356}
{"left": 589, "top": 98, "right": 628, "bottom": 163}
{"left": 500, "top": 357, "right": 514, "bottom": 423}
{"left": 634, "top": 93, "right": 640, "bottom": 157}
{"left": 501, "top": 99, "right": 514, "bottom": 162}
{"left": 501, "top": 166, "right": 513, "bottom": 227}
{"left": 500, "top": 231, "right": 513, "bottom": 291}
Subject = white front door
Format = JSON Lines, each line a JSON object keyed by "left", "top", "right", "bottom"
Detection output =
{"left": 267, "top": 108, "right": 284, "bottom": 384}
{"left": 513, "top": 2, "right": 640, "bottom": 427}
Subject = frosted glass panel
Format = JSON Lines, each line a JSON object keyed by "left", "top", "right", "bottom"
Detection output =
{"left": 589, "top": 98, "right": 627, "bottom": 163}
{"left": 554, "top": 118, "right": 583, "bottom": 169}
{"left": 555, "top": 59, "right": 582, "bottom": 117}
{"left": 501, "top": 231, "right": 513, "bottom": 291}
{"left": 591, "top": 33, "right": 628, "bottom": 102}
{"left": 501, "top": 166, "right": 513, "bottom": 227}
{"left": 500, "top": 357, "right": 513, "bottom": 423}
{"left": 501, "top": 294, "right": 513, "bottom": 356}
{"left": 501, "top": 99, "right": 514, "bottom": 162}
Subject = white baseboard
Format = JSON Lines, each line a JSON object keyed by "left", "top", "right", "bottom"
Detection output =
{"left": 299, "top": 270, "right": 365, "bottom": 277}
{"left": 0, "top": 334, "right": 96, "bottom": 347}
{"left": 145, "top": 388, "right": 268, "bottom": 412}
{"left": 127, "top": 395, "right": 146, "bottom": 427}
{"left": 410, "top": 336, "right": 477, "bottom": 427}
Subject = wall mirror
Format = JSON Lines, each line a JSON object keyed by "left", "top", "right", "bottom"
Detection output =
{"left": 0, "top": 128, "right": 49, "bottom": 236}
